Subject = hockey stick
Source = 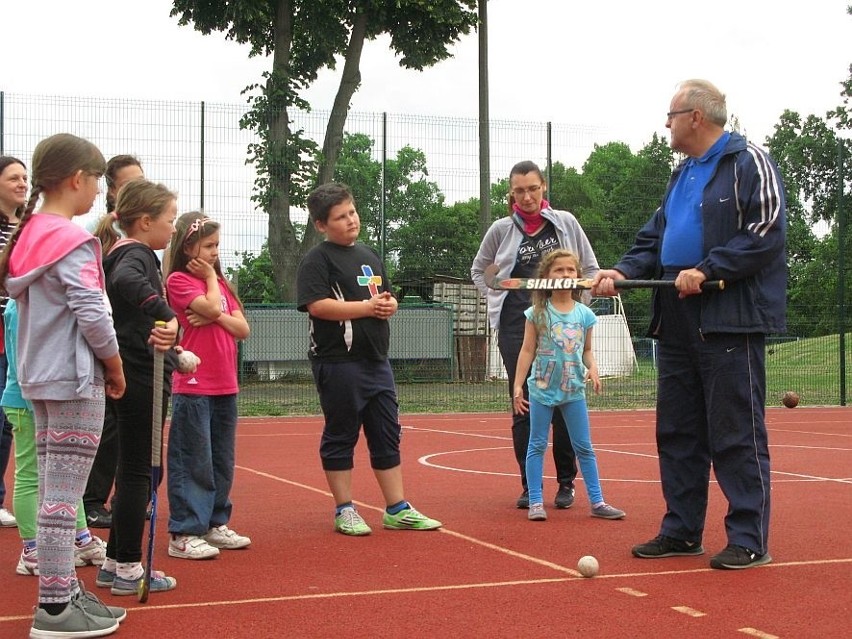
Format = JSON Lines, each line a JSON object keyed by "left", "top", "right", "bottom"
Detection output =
{"left": 483, "top": 264, "right": 725, "bottom": 291}
{"left": 139, "top": 321, "right": 166, "bottom": 603}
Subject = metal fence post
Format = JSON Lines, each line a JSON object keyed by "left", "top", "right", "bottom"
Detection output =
{"left": 546, "top": 121, "right": 552, "bottom": 194}
{"left": 381, "top": 111, "right": 387, "bottom": 261}
{"left": 838, "top": 139, "right": 847, "bottom": 406}
{"left": 200, "top": 100, "right": 206, "bottom": 210}
{"left": 478, "top": 0, "right": 491, "bottom": 238}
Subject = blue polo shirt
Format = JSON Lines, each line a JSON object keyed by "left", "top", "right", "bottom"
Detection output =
{"left": 661, "top": 132, "right": 730, "bottom": 267}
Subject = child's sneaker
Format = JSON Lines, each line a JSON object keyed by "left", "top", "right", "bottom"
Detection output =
{"left": 168, "top": 534, "right": 221, "bottom": 559}
{"left": 29, "top": 596, "right": 119, "bottom": 638}
{"left": 554, "top": 483, "right": 575, "bottom": 509}
{"left": 334, "top": 507, "right": 372, "bottom": 536}
{"left": 382, "top": 505, "right": 442, "bottom": 531}
{"left": 111, "top": 570, "right": 177, "bottom": 596}
{"left": 204, "top": 524, "right": 251, "bottom": 549}
{"left": 528, "top": 503, "right": 547, "bottom": 521}
{"left": 16, "top": 547, "right": 38, "bottom": 576}
{"left": 74, "top": 535, "right": 107, "bottom": 566}
{"left": 95, "top": 566, "right": 116, "bottom": 587}
{"left": 73, "top": 582, "right": 127, "bottom": 623}
{"left": 0, "top": 507, "right": 17, "bottom": 527}
{"left": 591, "top": 503, "right": 626, "bottom": 520}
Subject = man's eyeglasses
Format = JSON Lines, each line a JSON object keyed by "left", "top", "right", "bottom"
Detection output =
{"left": 666, "top": 108, "right": 694, "bottom": 120}
{"left": 511, "top": 184, "right": 543, "bottom": 198}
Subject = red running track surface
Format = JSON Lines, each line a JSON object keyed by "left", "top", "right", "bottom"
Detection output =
{"left": 1, "top": 407, "right": 850, "bottom": 638}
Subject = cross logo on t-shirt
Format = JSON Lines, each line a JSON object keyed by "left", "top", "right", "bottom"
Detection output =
{"left": 357, "top": 265, "right": 382, "bottom": 297}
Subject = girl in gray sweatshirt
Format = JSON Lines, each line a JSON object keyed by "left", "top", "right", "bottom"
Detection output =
{"left": 0, "top": 133, "right": 127, "bottom": 639}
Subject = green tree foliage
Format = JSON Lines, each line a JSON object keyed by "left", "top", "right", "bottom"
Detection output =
{"left": 331, "top": 133, "right": 447, "bottom": 265}
{"left": 228, "top": 243, "right": 277, "bottom": 304}
{"left": 567, "top": 139, "right": 674, "bottom": 325}
{"left": 233, "top": 133, "right": 471, "bottom": 297}
{"left": 394, "top": 198, "right": 482, "bottom": 283}
{"left": 765, "top": 110, "right": 849, "bottom": 336}
{"left": 170, "top": 0, "right": 477, "bottom": 302}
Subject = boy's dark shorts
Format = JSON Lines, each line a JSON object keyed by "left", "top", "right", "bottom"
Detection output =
{"left": 311, "top": 359, "right": 401, "bottom": 471}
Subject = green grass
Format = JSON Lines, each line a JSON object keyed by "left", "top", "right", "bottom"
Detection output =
{"left": 236, "top": 333, "right": 851, "bottom": 416}
{"left": 764, "top": 333, "right": 851, "bottom": 406}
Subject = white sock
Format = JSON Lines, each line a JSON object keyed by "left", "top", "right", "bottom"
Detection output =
{"left": 116, "top": 561, "right": 144, "bottom": 581}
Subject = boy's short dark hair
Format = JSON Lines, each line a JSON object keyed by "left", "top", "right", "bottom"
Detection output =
{"left": 306, "top": 182, "right": 354, "bottom": 224}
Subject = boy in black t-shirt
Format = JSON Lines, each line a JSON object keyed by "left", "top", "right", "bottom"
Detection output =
{"left": 296, "top": 183, "right": 442, "bottom": 536}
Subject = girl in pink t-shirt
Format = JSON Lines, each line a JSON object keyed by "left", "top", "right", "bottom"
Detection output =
{"left": 164, "top": 212, "right": 251, "bottom": 560}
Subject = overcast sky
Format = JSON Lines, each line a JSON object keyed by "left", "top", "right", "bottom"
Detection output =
{"left": 5, "top": 0, "right": 851, "bottom": 151}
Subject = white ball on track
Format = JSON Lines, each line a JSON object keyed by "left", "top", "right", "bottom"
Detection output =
{"left": 577, "top": 555, "right": 599, "bottom": 578}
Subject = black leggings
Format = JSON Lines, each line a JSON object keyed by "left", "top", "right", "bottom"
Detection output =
{"left": 105, "top": 383, "right": 167, "bottom": 564}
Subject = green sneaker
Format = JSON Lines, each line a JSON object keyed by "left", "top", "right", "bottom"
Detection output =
{"left": 382, "top": 506, "right": 442, "bottom": 531}
{"left": 334, "top": 507, "right": 372, "bottom": 536}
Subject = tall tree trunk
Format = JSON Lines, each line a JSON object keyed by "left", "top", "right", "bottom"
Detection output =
{"left": 268, "top": 0, "right": 299, "bottom": 301}
{"left": 300, "top": 9, "right": 368, "bottom": 253}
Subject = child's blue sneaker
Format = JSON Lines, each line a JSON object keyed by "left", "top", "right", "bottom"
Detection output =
{"left": 95, "top": 566, "right": 115, "bottom": 588}
{"left": 111, "top": 570, "right": 177, "bottom": 596}
{"left": 591, "top": 503, "right": 626, "bottom": 520}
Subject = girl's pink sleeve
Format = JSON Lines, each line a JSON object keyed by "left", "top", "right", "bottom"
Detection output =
{"left": 167, "top": 272, "right": 203, "bottom": 314}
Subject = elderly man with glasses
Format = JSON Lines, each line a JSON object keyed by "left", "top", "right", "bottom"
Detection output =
{"left": 593, "top": 79, "right": 787, "bottom": 570}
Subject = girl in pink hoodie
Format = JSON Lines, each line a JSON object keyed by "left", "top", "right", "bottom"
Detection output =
{"left": 0, "top": 133, "right": 128, "bottom": 639}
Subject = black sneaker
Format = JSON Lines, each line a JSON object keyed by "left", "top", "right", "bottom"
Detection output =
{"left": 554, "top": 484, "right": 575, "bottom": 509}
{"left": 85, "top": 506, "right": 112, "bottom": 529}
{"left": 632, "top": 534, "right": 704, "bottom": 558}
{"left": 710, "top": 544, "right": 772, "bottom": 570}
{"left": 516, "top": 489, "right": 529, "bottom": 509}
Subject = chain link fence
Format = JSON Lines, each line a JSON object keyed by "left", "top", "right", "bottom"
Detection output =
{"left": 1, "top": 91, "right": 848, "bottom": 414}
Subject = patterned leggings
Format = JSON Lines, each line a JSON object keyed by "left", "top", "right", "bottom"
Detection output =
{"left": 31, "top": 390, "right": 105, "bottom": 605}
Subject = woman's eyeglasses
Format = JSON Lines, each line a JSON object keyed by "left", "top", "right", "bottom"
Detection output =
{"left": 510, "top": 184, "right": 542, "bottom": 198}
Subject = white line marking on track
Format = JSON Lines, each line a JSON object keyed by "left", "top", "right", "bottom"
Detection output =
{"left": 417, "top": 444, "right": 849, "bottom": 484}
{"left": 234, "top": 465, "right": 852, "bottom": 573}
{"left": 771, "top": 470, "right": 852, "bottom": 484}
{"left": 769, "top": 426, "right": 852, "bottom": 438}
{"left": 672, "top": 606, "right": 707, "bottom": 617}
{"left": 2, "top": 561, "right": 838, "bottom": 624}
{"left": 738, "top": 628, "right": 780, "bottom": 639}
{"left": 616, "top": 587, "right": 648, "bottom": 597}
{"left": 404, "top": 425, "right": 513, "bottom": 440}
{"left": 417, "top": 448, "right": 661, "bottom": 482}
{"left": 773, "top": 444, "right": 852, "bottom": 451}
{"left": 438, "top": 528, "right": 584, "bottom": 576}
{"left": 0, "top": 578, "right": 579, "bottom": 622}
